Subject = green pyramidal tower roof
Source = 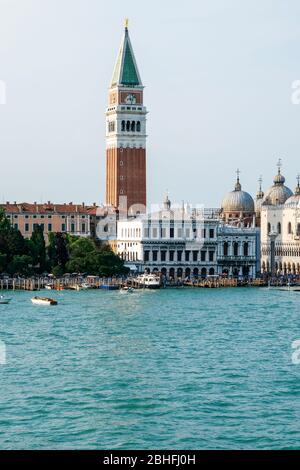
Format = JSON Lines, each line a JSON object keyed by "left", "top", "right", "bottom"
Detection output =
{"left": 111, "top": 25, "right": 142, "bottom": 87}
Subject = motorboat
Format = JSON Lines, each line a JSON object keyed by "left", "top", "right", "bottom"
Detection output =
{"left": 120, "top": 286, "right": 134, "bottom": 293}
{"left": 136, "top": 274, "right": 161, "bottom": 289}
{"left": 31, "top": 297, "right": 58, "bottom": 306}
{"left": 0, "top": 295, "right": 11, "bottom": 305}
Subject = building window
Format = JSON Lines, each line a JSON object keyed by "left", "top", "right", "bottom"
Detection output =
{"left": 185, "top": 251, "right": 190, "bottom": 262}
{"left": 131, "top": 121, "right": 135, "bottom": 132}
{"left": 161, "top": 228, "right": 167, "bottom": 238}
{"left": 48, "top": 223, "right": 52, "bottom": 232}
{"left": 277, "top": 222, "right": 281, "bottom": 234}
{"left": 152, "top": 228, "right": 158, "bottom": 238}
{"left": 136, "top": 121, "right": 141, "bottom": 132}
{"left": 233, "top": 242, "right": 239, "bottom": 256}
{"left": 169, "top": 250, "right": 174, "bottom": 262}
{"left": 243, "top": 242, "right": 249, "bottom": 256}
{"left": 201, "top": 251, "right": 206, "bottom": 262}
{"left": 177, "top": 228, "right": 182, "bottom": 238}
{"left": 25, "top": 223, "right": 29, "bottom": 232}
{"left": 209, "top": 251, "right": 214, "bottom": 262}
{"left": 170, "top": 227, "right": 174, "bottom": 238}
{"left": 121, "top": 120, "right": 125, "bottom": 132}
{"left": 193, "top": 251, "right": 198, "bottom": 262}
{"left": 288, "top": 222, "right": 292, "bottom": 234}
{"left": 267, "top": 223, "right": 271, "bottom": 234}
{"left": 209, "top": 228, "right": 214, "bottom": 239}
{"left": 120, "top": 160, "right": 124, "bottom": 166}
{"left": 126, "top": 121, "right": 130, "bottom": 132}
{"left": 71, "top": 224, "right": 75, "bottom": 233}
{"left": 185, "top": 228, "right": 190, "bottom": 239}
{"left": 82, "top": 223, "right": 86, "bottom": 233}
{"left": 223, "top": 242, "right": 229, "bottom": 256}
{"left": 144, "top": 251, "right": 150, "bottom": 262}
{"left": 161, "top": 251, "right": 166, "bottom": 262}
{"left": 14, "top": 223, "right": 18, "bottom": 230}
{"left": 153, "top": 251, "right": 158, "bottom": 262}
{"left": 177, "top": 251, "right": 182, "bottom": 262}
{"left": 61, "top": 223, "right": 66, "bottom": 232}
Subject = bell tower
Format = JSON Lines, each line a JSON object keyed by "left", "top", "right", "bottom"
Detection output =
{"left": 105, "top": 20, "right": 147, "bottom": 214}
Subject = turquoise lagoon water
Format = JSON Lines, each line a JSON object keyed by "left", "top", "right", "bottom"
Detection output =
{"left": 0, "top": 287, "right": 300, "bottom": 449}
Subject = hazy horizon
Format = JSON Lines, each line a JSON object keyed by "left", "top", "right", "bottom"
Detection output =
{"left": 1, "top": 0, "right": 300, "bottom": 208}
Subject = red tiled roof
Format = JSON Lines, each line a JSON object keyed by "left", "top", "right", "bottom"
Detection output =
{"left": 0, "top": 203, "right": 99, "bottom": 215}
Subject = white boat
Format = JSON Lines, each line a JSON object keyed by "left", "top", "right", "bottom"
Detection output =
{"left": 120, "top": 286, "right": 134, "bottom": 293}
{"left": 31, "top": 297, "right": 58, "bottom": 306}
{"left": 0, "top": 295, "right": 12, "bottom": 305}
{"left": 136, "top": 274, "right": 161, "bottom": 289}
{"left": 45, "top": 284, "right": 53, "bottom": 290}
{"left": 81, "top": 282, "right": 90, "bottom": 289}
{"left": 276, "top": 286, "right": 300, "bottom": 292}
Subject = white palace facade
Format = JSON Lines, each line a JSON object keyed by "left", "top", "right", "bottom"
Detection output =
{"left": 260, "top": 165, "right": 300, "bottom": 275}
{"left": 114, "top": 195, "right": 260, "bottom": 279}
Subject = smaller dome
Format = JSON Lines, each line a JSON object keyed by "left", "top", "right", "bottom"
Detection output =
{"left": 273, "top": 172, "right": 285, "bottom": 185}
{"left": 285, "top": 179, "right": 300, "bottom": 206}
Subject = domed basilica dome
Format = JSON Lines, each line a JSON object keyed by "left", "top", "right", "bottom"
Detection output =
{"left": 221, "top": 174, "right": 255, "bottom": 213}
{"left": 263, "top": 164, "right": 293, "bottom": 206}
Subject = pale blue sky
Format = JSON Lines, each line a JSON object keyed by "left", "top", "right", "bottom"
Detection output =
{"left": 0, "top": 0, "right": 300, "bottom": 207}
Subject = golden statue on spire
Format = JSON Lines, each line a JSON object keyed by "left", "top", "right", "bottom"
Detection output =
{"left": 125, "top": 18, "right": 129, "bottom": 29}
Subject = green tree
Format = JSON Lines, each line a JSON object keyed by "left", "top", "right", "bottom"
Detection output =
{"left": 47, "top": 232, "right": 69, "bottom": 273}
{"left": 7, "top": 255, "right": 33, "bottom": 276}
{"left": 30, "top": 225, "right": 46, "bottom": 272}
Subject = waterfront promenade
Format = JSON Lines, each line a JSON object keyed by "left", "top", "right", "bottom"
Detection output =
{"left": 0, "top": 275, "right": 296, "bottom": 291}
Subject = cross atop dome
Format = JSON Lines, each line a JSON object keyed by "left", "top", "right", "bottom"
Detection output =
{"left": 235, "top": 169, "right": 242, "bottom": 191}
{"left": 277, "top": 158, "right": 282, "bottom": 173}
{"left": 295, "top": 174, "right": 300, "bottom": 195}
{"left": 257, "top": 175, "right": 264, "bottom": 200}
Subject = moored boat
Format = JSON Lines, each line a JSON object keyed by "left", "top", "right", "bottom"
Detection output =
{"left": 136, "top": 274, "right": 161, "bottom": 289}
{"left": 0, "top": 295, "right": 12, "bottom": 305}
{"left": 120, "top": 286, "right": 134, "bottom": 293}
{"left": 31, "top": 297, "right": 58, "bottom": 306}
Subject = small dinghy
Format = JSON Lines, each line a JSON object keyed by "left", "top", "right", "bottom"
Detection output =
{"left": 31, "top": 297, "right": 58, "bottom": 306}
{"left": 0, "top": 295, "right": 12, "bottom": 305}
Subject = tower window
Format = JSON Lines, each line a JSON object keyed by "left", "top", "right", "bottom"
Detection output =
{"left": 131, "top": 121, "right": 135, "bottom": 132}
{"left": 120, "top": 160, "right": 124, "bottom": 166}
{"left": 108, "top": 121, "right": 115, "bottom": 133}
{"left": 121, "top": 120, "right": 125, "bottom": 132}
{"left": 136, "top": 121, "right": 141, "bottom": 132}
{"left": 126, "top": 121, "right": 130, "bottom": 131}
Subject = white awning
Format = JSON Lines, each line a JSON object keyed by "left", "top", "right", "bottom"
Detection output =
{"left": 124, "top": 264, "right": 138, "bottom": 271}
